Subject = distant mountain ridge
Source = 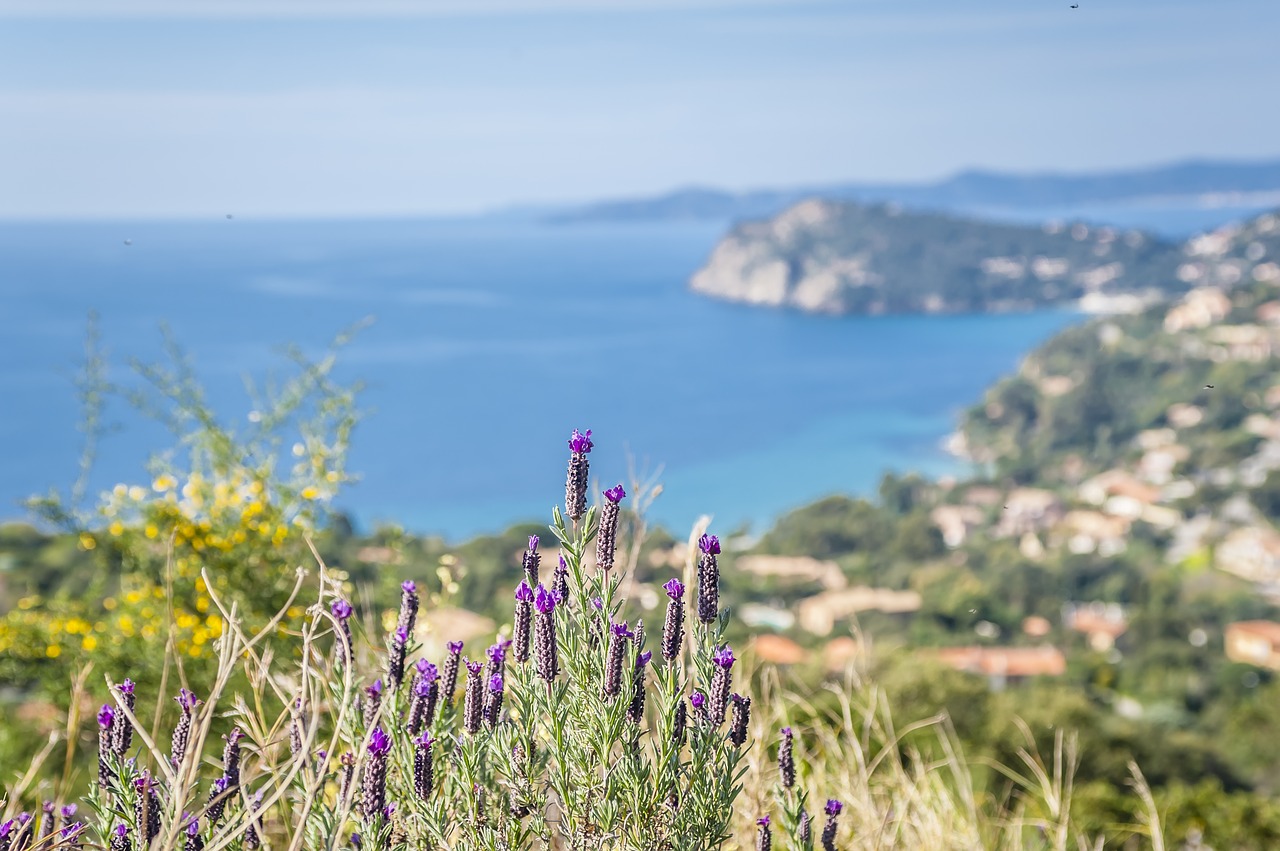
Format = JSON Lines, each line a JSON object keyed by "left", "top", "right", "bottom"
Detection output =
{"left": 546, "top": 158, "right": 1280, "bottom": 225}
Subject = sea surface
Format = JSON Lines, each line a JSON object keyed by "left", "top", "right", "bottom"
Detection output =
{"left": 0, "top": 209, "right": 1225, "bottom": 540}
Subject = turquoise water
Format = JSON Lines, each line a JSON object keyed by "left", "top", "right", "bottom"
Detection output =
{"left": 0, "top": 218, "right": 1077, "bottom": 539}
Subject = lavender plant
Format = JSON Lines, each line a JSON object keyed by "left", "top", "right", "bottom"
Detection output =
{"left": 2, "top": 430, "right": 872, "bottom": 851}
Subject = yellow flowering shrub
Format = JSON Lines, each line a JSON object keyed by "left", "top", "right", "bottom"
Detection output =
{"left": 0, "top": 325, "right": 363, "bottom": 690}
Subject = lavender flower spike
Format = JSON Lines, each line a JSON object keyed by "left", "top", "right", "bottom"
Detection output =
{"left": 184, "top": 815, "right": 203, "bottom": 851}
{"left": 171, "top": 688, "right": 200, "bottom": 767}
{"left": 483, "top": 675, "right": 505, "bottom": 729}
{"left": 779, "top": 727, "right": 796, "bottom": 788}
{"left": 565, "top": 428, "right": 593, "bottom": 522}
{"left": 331, "top": 599, "right": 355, "bottom": 670}
{"left": 603, "top": 623, "right": 632, "bottom": 699}
{"left": 108, "top": 824, "right": 131, "bottom": 851}
{"left": 697, "top": 534, "right": 721, "bottom": 624}
{"left": 462, "top": 660, "right": 485, "bottom": 735}
{"left": 661, "top": 578, "right": 685, "bottom": 661}
{"left": 822, "top": 800, "right": 842, "bottom": 851}
{"left": 729, "top": 693, "right": 751, "bottom": 747}
{"left": 362, "top": 679, "right": 384, "bottom": 729}
{"left": 413, "top": 732, "right": 435, "bottom": 802}
{"left": 441, "top": 641, "right": 464, "bottom": 708}
{"left": 110, "top": 679, "right": 136, "bottom": 757}
{"left": 627, "top": 651, "right": 651, "bottom": 725}
{"left": 388, "top": 625, "right": 410, "bottom": 690}
{"left": 534, "top": 585, "right": 559, "bottom": 682}
{"left": 756, "top": 816, "right": 772, "bottom": 851}
{"left": 709, "top": 645, "right": 735, "bottom": 727}
{"left": 206, "top": 777, "right": 232, "bottom": 826}
{"left": 396, "top": 580, "right": 419, "bottom": 640}
{"left": 97, "top": 705, "right": 115, "bottom": 787}
{"left": 361, "top": 729, "right": 391, "bottom": 821}
{"left": 522, "top": 535, "right": 541, "bottom": 587}
{"left": 134, "top": 773, "right": 160, "bottom": 846}
{"left": 552, "top": 555, "right": 570, "bottom": 605}
{"left": 596, "top": 484, "right": 626, "bottom": 572}
{"left": 222, "top": 727, "right": 244, "bottom": 790}
{"left": 513, "top": 581, "right": 534, "bottom": 663}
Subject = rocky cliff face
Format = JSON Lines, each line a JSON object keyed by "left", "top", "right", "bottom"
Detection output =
{"left": 689, "top": 199, "right": 1187, "bottom": 315}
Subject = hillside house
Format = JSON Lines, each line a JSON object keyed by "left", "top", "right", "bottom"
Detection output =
{"left": 1217, "top": 526, "right": 1280, "bottom": 585}
{"left": 1163, "top": 287, "right": 1231, "bottom": 333}
{"left": 931, "top": 504, "right": 986, "bottom": 548}
{"left": 1207, "top": 324, "right": 1272, "bottom": 362}
{"left": 1064, "top": 602, "right": 1129, "bottom": 651}
{"left": 933, "top": 646, "right": 1066, "bottom": 690}
{"left": 1225, "top": 621, "right": 1280, "bottom": 670}
{"left": 996, "top": 488, "right": 1063, "bottom": 537}
{"left": 1058, "top": 511, "right": 1130, "bottom": 557}
{"left": 796, "top": 587, "right": 922, "bottom": 636}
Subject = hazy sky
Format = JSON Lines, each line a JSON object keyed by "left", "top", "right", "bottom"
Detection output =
{"left": 1, "top": 0, "right": 1277, "bottom": 218}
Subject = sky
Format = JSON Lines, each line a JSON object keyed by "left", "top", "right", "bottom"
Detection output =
{"left": 1, "top": 0, "right": 1278, "bottom": 218}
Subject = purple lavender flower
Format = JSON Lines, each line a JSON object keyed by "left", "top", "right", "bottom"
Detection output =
{"left": 363, "top": 679, "right": 384, "bottom": 729}
{"left": 487, "top": 641, "right": 507, "bottom": 675}
{"left": 108, "top": 824, "right": 131, "bottom": 851}
{"left": 413, "top": 732, "right": 434, "bottom": 802}
{"left": 97, "top": 705, "right": 115, "bottom": 787}
{"left": 534, "top": 584, "right": 559, "bottom": 682}
{"left": 799, "top": 810, "right": 812, "bottom": 846}
{"left": 690, "top": 690, "right": 709, "bottom": 727}
{"left": 729, "top": 693, "right": 751, "bottom": 747}
{"left": 110, "top": 679, "right": 136, "bottom": 757}
{"left": 60, "top": 822, "right": 85, "bottom": 851}
{"left": 756, "top": 816, "right": 772, "bottom": 851}
{"left": 671, "top": 697, "right": 687, "bottom": 745}
{"left": 522, "top": 535, "right": 541, "bottom": 588}
{"left": 222, "top": 727, "right": 243, "bottom": 790}
{"left": 362, "top": 730, "right": 391, "bottom": 821}
{"left": 183, "top": 815, "right": 203, "bottom": 851}
{"left": 552, "top": 554, "right": 570, "bottom": 603}
{"left": 243, "top": 791, "right": 264, "bottom": 850}
{"left": 331, "top": 599, "right": 355, "bottom": 669}
{"left": 406, "top": 665, "right": 438, "bottom": 735}
{"left": 171, "top": 688, "right": 199, "bottom": 767}
{"left": 822, "top": 800, "right": 842, "bottom": 851}
{"left": 133, "top": 773, "right": 160, "bottom": 846}
{"left": 338, "top": 753, "right": 356, "bottom": 808}
{"left": 59, "top": 807, "right": 76, "bottom": 821}
{"left": 779, "top": 727, "right": 796, "bottom": 788}
{"left": 396, "top": 580, "right": 419, "bottom": 641}
{"left": 565, "top": 428, "right": 593, "bottom": 522}
{"left": 596, "top": 484, "right": 626, "bottom": 572}
{"left": 462, "top": 660, "right": 484, "bottom": 735}
{"left": 441, "top": 641, "right": 464, "bottom": 708}
{"left": 6, "top": 816, "right": 30, "bottom": 851}
{"left": 514, "top": 581, "right": 534, "bottom": 663}
{"left": 603, "top": 623, "right": 632, "bottom": 699}
{"left": 483, "top": 675, "right": 505, "bottom": 729}
{"left": 37, "top": 803, "right": 54, "bottom": 845}
{"left": 661, "top": 578, "right": 685, "bottom": 661}
{"left": 388, "top": 625, "right": 410, "bottom": 690}
{"left": 709, "top": 646, "right": 735, "bottom": 727}
{"left": 206, "top": 777, "right": 232, "bottom": 825}
{"left": 697, "top": 534, "right": 721, "bottom": 624}
{"left": 288, "top": 696, "right": 307, "bottom": 758}
{"left": 627, "top": 651, "right": 651, "bottom": 724}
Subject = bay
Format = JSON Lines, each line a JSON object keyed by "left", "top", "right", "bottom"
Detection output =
{"left": 0, "top": 217, "right": 1079, "bottom": 539}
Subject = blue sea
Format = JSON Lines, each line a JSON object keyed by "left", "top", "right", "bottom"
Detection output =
{"left": 0, "top": 213, "right": 1174, "bottom": 540}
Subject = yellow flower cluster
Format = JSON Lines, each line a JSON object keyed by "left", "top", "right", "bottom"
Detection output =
{"left": 3, "top": 461, "right": 338, "bottom": 675}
